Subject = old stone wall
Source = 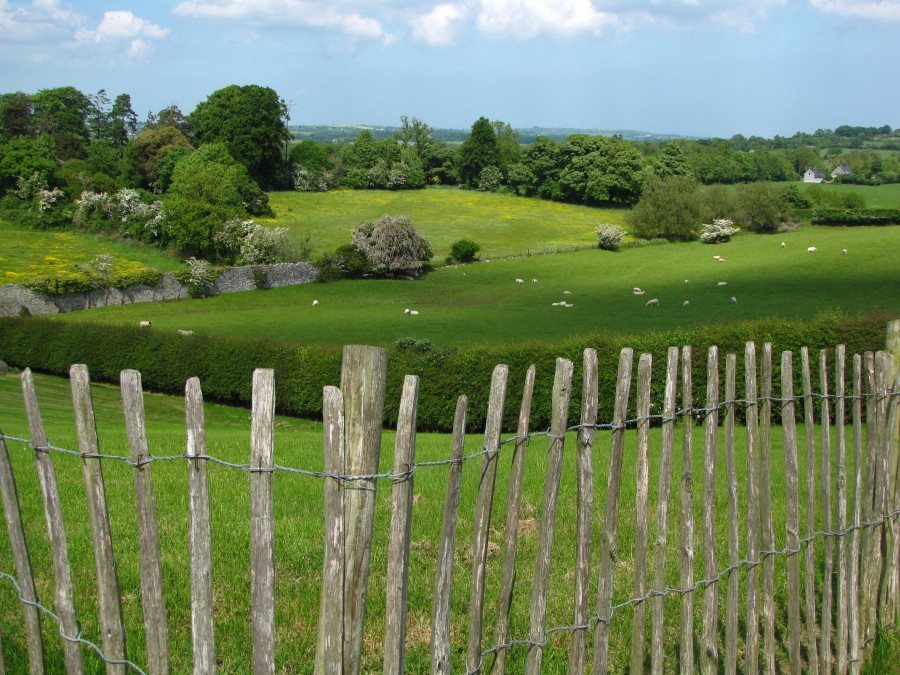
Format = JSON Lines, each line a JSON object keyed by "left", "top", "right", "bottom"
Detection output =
{"left": 0, "top": 262, "right": 318, "bottom": 317}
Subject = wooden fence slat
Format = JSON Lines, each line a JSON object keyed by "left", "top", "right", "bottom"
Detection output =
{"left": 0, "top": 413, "right": 45, "bottom": 673}
{"left": 316, "top": 386, "right": 345, "bottom": 675}
{"left": 592, "top": 347, "right": 634, "bottom": 675}
{"left": 678, "top": 345, "right": 695, "bottom": 675}
{"left": 120, "top": 370, "right": 168, "bottom": 675}
{"left": 494, "top": 366, "right": 535, "bottom": 675}
{"left": 525, "top": 358, "right": 574, "bottom": 674}
{"left": 384, "top": 375, "right": 420, "bottom": 674}
{"left": 781, "top": 352, "right": 802, "bottom": 674}
{"left": 848, "top": 355, "right": 863, "bottom": 674}
{"left": 650, "top": 347, "right": 679, "bottom": 675}
{"left": 816, "top": 349, "right": 831, "bottom": 675}
{"left": 745, "top": 342, "right": 761, "bottom": 675}
{"left": 568, "top": 350, "right": 598, "bottom": 675}
{"left": 21, "top": 369, "right": 84, "bottom": 675}
{"left": 340, "top": 345, "right": 388, "bottom": 675}
{"left": 186, "top": 377, "right": 216, "bottom": 675}
{"left": 250, "top": 369, "right": 276, "bottom": 675}
{"left": 70, "top": 365, "right": 127, "bottom": 675}
{"left": 466, "top": 364, "right": 509, "bottom": 673}
{"left": 876, "top": 352, "right": 894, "bottom": 626}
{"left": 628, "top": 353, "right": 653, "bottom": 675}
{"left": 835, "top": 346, "right": 849, "bottom": 674}
{"left": 801, "top": 349, "right": 820, "bottom": 674}
{"left": 760, "top": 343, "right": 777, "bottom": 674}
{"left": 431, "top": 396, "right": 467, "bottom": 675}
{"left": 724, "top": 353, "right": 739, "bottom": 675}
{"left": 700, "top": 346, "right": 719, "bottom": 675}
{"left": 860, "top": 352, "right": 878, "bottom": 649}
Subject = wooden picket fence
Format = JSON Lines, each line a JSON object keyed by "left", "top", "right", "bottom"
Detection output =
{"left": 0, "top": 325, "right": 899, "bottom": 673}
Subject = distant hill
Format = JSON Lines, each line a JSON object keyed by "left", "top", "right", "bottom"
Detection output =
{"left": 289, "top": 124, "right": 700, "bottom": 145}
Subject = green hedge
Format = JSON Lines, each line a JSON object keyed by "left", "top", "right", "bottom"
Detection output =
{"left": 0, "top": 310, "right": 894, "bottom": 432}
{"left": 812, "top": 208, "right": 900, "bottom": 226}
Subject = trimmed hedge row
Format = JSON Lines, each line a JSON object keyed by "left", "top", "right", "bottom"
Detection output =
{"left": 0, "top": 310, "right": 893, "bottom": 432}
{"left": 812, "top": 208, "right": 900, "bottom": 226}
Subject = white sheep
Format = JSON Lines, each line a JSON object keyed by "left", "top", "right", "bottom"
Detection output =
{"left": 713, "top": 255, "right": 721, "bottom": 260}
{"left": 177, "top": 329, "right": 195, "bottom": 336}
{"left": 731, "top": 296, "right": 737, "bottom": 304}
{"left": 532, "top": 278, "right": 538, "bottom": 284}
{"left": 515, "top": 278, "right": 524, "bottom": 284}
{"left": 563, "top": 290, "right": 572, "bottom": 295}
{"left": 312, "top": 300, "right": 319, "bottom": 306}
{"left": 633, "top": 287, "right": 645, "bottom": 296}
{"left": 646, "top": 298, "right": 659, "bottom": 307}
{"left": 564, "top": 303, "right": 574, "bottom": 308}
{"left": 807, "top": 246, "right": 818, "bottom": 253}
{"left": 552, "top": 302, "right": 563, "bottom": 306}
{"left": 404, "top": 308, "right": 411, "bottom": 314}
{"left": 842, "top": 248, "right": 848, "bottom": 255}
{"left": 683, "top": 279, "right": 689, "bottom": 285}
{"left": 682, "top": 300, "right": 690, "bottom": 309}
{"left": 717, "top": 281, "right": 728, "bottom": 286}
{"left": 139, "top": 321, "right": 152, "bottom": 328}
{"left": 718, "top": 257, "right": 726, "bottom": 263}
{"left": 781, "top": 241, "right": 786, "bottom": 248}
{"left": 409, "top": 310, "right": 419, "bottom": 316}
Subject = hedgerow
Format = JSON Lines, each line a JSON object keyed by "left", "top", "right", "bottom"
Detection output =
{"left": 0, "top": 310, "right": 892, "bottom": 433}
{"left": 812, "top": 208, "right": 900, "bottom": 226}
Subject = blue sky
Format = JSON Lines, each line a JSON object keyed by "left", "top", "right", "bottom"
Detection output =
{"left": 1, "top": 0, "right": 898, "bottom": 138}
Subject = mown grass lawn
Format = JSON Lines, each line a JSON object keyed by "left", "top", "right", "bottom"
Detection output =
{"left": 265, "top": 187, "right": 629, "bottom": 262}
{"left": 1, "top": 367, "right": 858, "bottom": 673}
{"left": 43, "top": 225, "right": 900, "bottom": 348}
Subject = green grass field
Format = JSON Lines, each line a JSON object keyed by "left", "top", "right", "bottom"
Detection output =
{"left": 265, "top": 187, "right": 629, "bottom": 261}
{"left": 1, "top": 368, "right": 840, "bottom": 673}
{"left": 821, "top": 182, "right": 900, "bottom": 208}
{"left": 42, "top": 224, "right": 900, "bottom": 348}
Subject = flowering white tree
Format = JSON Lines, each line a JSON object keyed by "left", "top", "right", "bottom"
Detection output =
{"left": 700, "top": 219, "right": 740, "bottom": 244}
{"left": 351, "top": 215, "right": 432, "bottom": 276}
{"left": 595, "top": 223, "right": 626, "bottom": 250}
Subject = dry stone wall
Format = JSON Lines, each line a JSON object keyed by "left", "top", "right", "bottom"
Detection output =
{"left": 0, "top": 262, "right": 317, "bottom": 317}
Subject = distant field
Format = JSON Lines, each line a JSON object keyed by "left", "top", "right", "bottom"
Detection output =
{"left": 0, "top": 220, "right": 183, "bottom": 286}
{"left": 264, "top": 187, "right": 628, "bottom": 261}
{"left": 44, "top": 225, "right": 900, "bottom": 348}
{"left": 821, "top": 182, "right": 900, "bottom": 208}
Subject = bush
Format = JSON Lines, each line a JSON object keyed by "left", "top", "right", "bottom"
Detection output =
{"left": 315, "top": 244, "right": 371, "bottom": 282}
{"left": 448, "top": 239, "right": 481, "bottom": 264}
{"left": 812, "top": 208, "right": 900, "bottom": 226}
{"left": 699, "top": 219, "right": 740, "bottom": 244}
{"left": 175, "top": 258, "right": 222, "bottom": 298}
{"left": 351, "top": 215, "right": 432, "bottom": 277}
{"left": 595, "top": 223, "right": 626, "bottom": 251}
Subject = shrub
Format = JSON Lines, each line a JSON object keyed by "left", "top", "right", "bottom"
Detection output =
{"left": 392, "top": 337, "right": 436, "bottom": 352}
{"left": 812, "top": 208, "right": 900, "bottom": 226}
{"left": 448, "top": 239, "right": 481, "bottom": 264}
{"left": 700, "top": 219, "right": 740, "bottom": 244}
{"left": 595, "top": 223, "right": 626, "bottom": 251}
{"left": 351, "top": 215, "right": 432, "bottom": 277}
{"left": 315, "top": 244, "right": 371, "bottom": 282}
{"left": 215, "top": 219, "right": 292, "bottom": 265}
{"left": 176, "top": 257, "right": 221, "bottom": 298}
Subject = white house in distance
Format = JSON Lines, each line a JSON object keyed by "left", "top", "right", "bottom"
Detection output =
{"left": 831, "top": 164, "right": 853, "bottom": 178}
{"left": 803, "top": 168, "right": 826, "bottom": 183}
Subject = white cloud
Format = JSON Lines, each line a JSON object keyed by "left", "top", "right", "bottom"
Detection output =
{"left": 475, "top": 0, "right": 618, "bottom": 38}
{"left": 173, "top": 0, "right": 384, "bottom": 38}
{"left": 809, "top": 0, "right": 900, "bottom": 21}
{"left": 74, "top": 10, "right": 169, "bottom": 59}
{"left": 411, "top": 3, "right": 469, "bottom": 45}
{"left": 0, "top": 0, "right": 82, "bottom": 44}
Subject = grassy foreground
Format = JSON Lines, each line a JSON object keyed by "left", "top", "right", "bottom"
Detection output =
{"left": 42, "top": 225, "right": 900, "bottom": 348}
{"left": 0, "top": 369, "right": 879, "bottom": 673}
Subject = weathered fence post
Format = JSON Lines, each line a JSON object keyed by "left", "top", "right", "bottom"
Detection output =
{"left": 849, "top": 355, "right": 863, "bottom": 674}
{"left": 525, "top": 357, "right": 574, "bottom": 674}
{"left": 760, "top": 343, "right": 777, "bottom": 673}
{"left": 835, "top": 346, "right": 849, "bottom": 674}
{"left": 186, "top": 377, "right": 216, "bottom": 675}
{"left": 70, "top": 364, "right": 127, "bottom": 675}
{"left": 744, "top": 342, "right": 760, "bottom": 675}
{"left": 431, "top": 396, "right": 467, "bottom": 675}
{"left": 341, "top": 345, "right": 388, "bottom": 675}
{"left": 781, "top": 352, "right": 802, "bottom": 674}
{"left": 0, "top": 412, "right": 45, "bottom": 672}
{"left": 592, "top": 348, "right": 634, "bottom": 675}
{"left": 466, "top": 364, "right": 509, "bottom": 673}
{"left": 121, "top": 370, "right": 169, "bottom": 675}
{"left": 250, "top": 369, "right": 276, "bottom": 675}
{"left": 650, "top": 347, "right": 679, "bottom": 675}
{"left": 22, "top": 368, "right": 84, "bottom": 675}
{"left": 678, "top": 345, "right": 695, "bottom": 675}
{"left": 815, "top": 349, "right": 831, "bottom": 675}
{"left": 493, "top": 365, "right": 535, "bottom": 675}
{"left": 629, "top": 353, "right": 653, "bottom": 675}
{"left": 569, "top": 350, "right": 598, "bottom": 675}
{"left": 700, "top": 347, "right": 719, "bottom": 675}
{"left": 383, "top": 375, "right": 420, "bottom": 674}
{"left": 316, "top": 386, "right": 345, "bottom": 675}
{"left": 724, "top": 353, "right": 739, "bottom": 675}
{"left": 860, "top": 353, "right": 878, "bottom": 648}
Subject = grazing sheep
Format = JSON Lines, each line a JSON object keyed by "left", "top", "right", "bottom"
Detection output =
{"left": 781, "top": 241, "right": 786, "bottom": 248}
{"left": 718, "top": 257, "right": 726, "bottom": 263}
{"left": 842, "top": 248, "right": 848, "bottom": 255}
{"left": 177, "top": 329, "right": 195, "bottom": 336}
{"left": 515, "top": 278, "right": 524, "bottom": 284}
{"left": 713, "top": 255, "right": 721, "bottom": 260}
{"left": 532, "top": 278, "right": 538, "bottom": 284}
{"left": 404, "top": 308, "right": 411, "bottom": 314}
{"left": 312, "top": 300, "right": 319, "bottom": 306}
{"left": 717, "top": 281, "right": 728, "bottom": 286}
{"left": 563, "top": 290, "right": 572, "bottom": 295}
{"left": 139, "top": 321, "right": 152, "bottom": 328}
{"left": 552, "top": 302, "right": 563, "bottom": 306}
{"left": 684, "top": 279, "right": 689, "bottom": 285}
{"left": 646, "top": 298, "right": 659, "bottom": 307}
{"left": 682, "top": 300, "right": 690, "bottom": 309}
{"left": 409, "top": 310, "right": 419, "bottom": 316}
{"left": 731, "top": 296, "right": 737, "bottom": 304}
{"left": 807, "top": 246, "right": 817, "bottom": 253}
{"left": 564, "top": 303, "right": 574, "bottom": 308}
{"left": 633, "top": 287, "right": 645, "bottom": 295}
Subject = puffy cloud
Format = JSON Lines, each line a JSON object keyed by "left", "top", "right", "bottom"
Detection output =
{"left": 411, "top": 3, "right": 469, "bottom": 45}
{"left": 173, "top": 0, "right": 384, "bottom": 38}
{"left": 0, "top": 0, "right": 83, "bottom": 44}
{"left": 475, "top": 0, "right": 618, "bottom": 38}
{"left": 74, "top": 10, "right": 169, "bottom": 59}
{"left": 809, "top": 0, "right": 900, "bottom": 21}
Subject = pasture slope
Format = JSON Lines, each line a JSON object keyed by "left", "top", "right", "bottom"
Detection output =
{"left": 43, "top": 224, "right": 900, "bottom": 348}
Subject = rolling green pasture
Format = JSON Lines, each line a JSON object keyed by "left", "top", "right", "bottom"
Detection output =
{"left": 0, "top": 369, "right": 839, "bottom": 673}
{"left": 0, "top": 220, "right": 183, "bottom": 286}
{"left": 45, "top": 225, "right": 900, "bottom": 348}
{"left": 821, "top": 182, "right": 900, "bottom": 208}
{"left": 265, "top": 187, "right": 627, "bottom": 261}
